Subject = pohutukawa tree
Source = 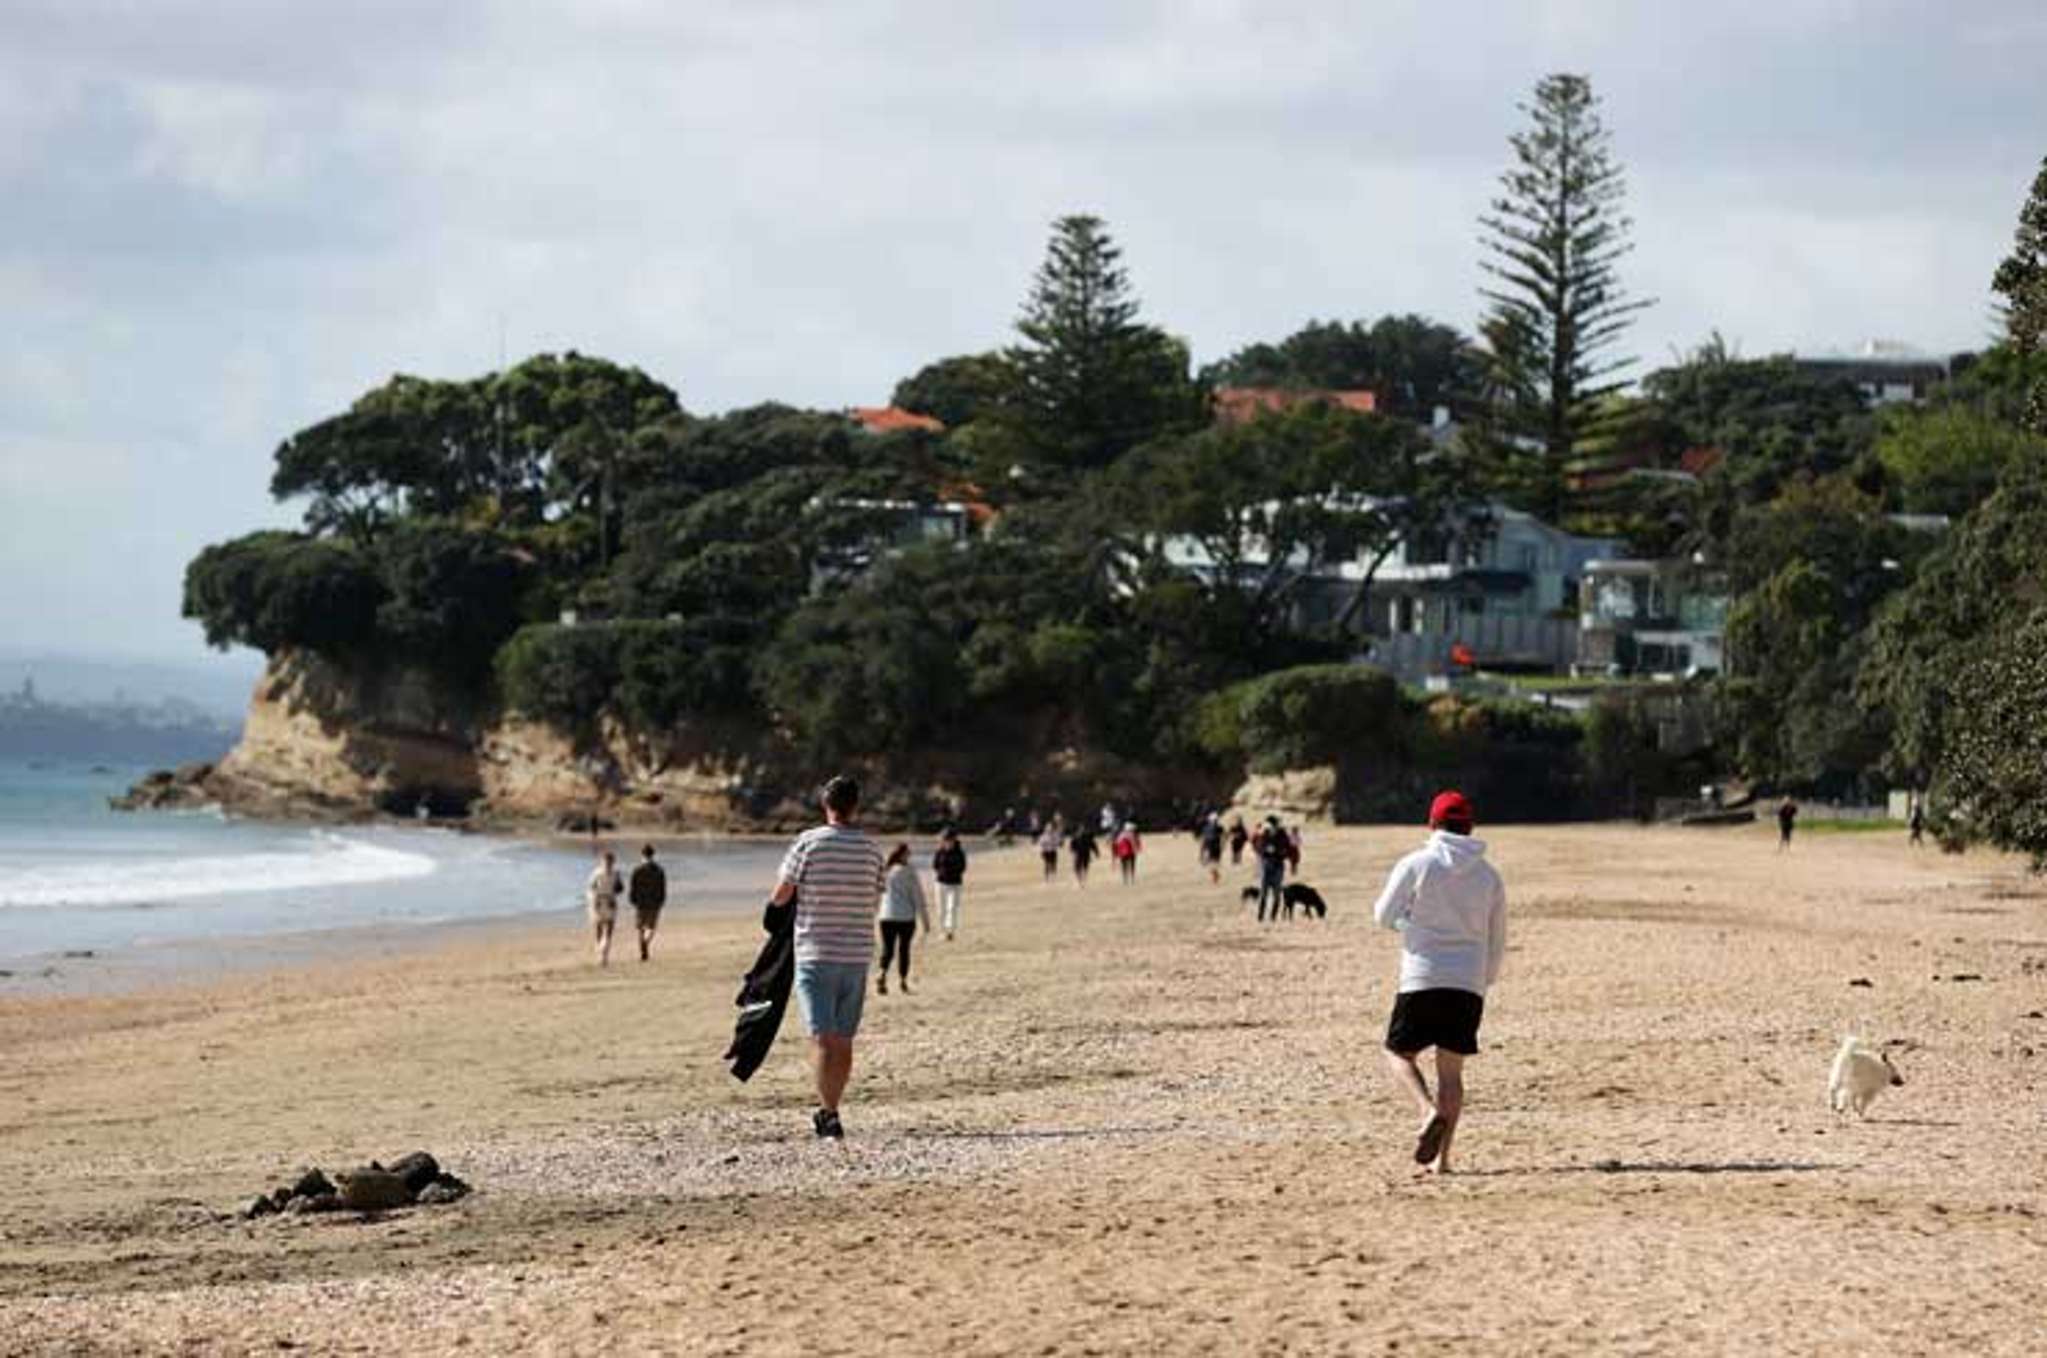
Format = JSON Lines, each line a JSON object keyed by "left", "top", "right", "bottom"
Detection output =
{"left": 1991, "top": 155, "right": 2047, "bottom": 434}
{"left": 1478, "top": 73, "right": 1652, "bottom": 522}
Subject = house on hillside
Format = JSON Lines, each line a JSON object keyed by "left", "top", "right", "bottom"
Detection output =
{"left": 1156, "top": 499, "right": 1616, "bottom": 680}
{"left": 1575, "top": 560, "right": 1729, "bottom": 677}
{"left": 1213, "top": 387, "right": 1377, "bottom": 425}
{"left": 807, "top": 498, "right": 976, "bottom": 590}
{"left": 1793, "top": 341, "right": 1951, "bottom": 406}
{"left": 1340, "top": 506, "right": 1618, "bottom": 679}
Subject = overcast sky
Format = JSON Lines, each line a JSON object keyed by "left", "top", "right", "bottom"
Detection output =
{"left": 3, "top": 0, "right": 2044, "bottom": 679}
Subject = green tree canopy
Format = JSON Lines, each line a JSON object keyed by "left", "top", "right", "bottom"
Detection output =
{"left": 1875, "top": 403, "right": 2047, "bottom": 516}
{"left": 270, "top": 353, "right": 684, "bottom": 541}
{"left": 1199, "top": 315, "right": 1486, "bottom": 421}
{"left": 890, "top": 352, "right": 1012, "bottom": 429}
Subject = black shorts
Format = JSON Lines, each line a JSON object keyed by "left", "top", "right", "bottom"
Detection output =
{"left": 1384, "top": 988, "right": 1484, "bottom": 1056}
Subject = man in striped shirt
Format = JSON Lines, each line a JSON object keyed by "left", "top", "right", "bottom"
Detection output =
{"left": 770, "top": 774, "right": 886, "bottom": 1139}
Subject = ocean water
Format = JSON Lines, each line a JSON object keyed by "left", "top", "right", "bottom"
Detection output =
{"left": 0, "top": 762, "right": 781, "bottom": 974}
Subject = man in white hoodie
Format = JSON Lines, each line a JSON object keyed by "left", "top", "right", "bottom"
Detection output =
{"left": 1372, "top": 789, "right": 1506, "bottom": 1174}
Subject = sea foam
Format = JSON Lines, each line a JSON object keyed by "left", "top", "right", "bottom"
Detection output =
{"left": 0, "top": 831, "right": 437, "bottom": 909}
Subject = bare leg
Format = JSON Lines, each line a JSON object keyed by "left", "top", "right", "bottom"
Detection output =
{"left": 1383, "top": 1048, "right": 1434, "bottom": 1118}
{"left": 593, "top": 918, "right": 614, "bottom": 967}
{"left": 1430, "top": 1051, "right": 1466, "bottom": 1174}
{"left": 637, "top": 920, "right": 655, "bottom": 962}
{"left": 814, "top": 1036, "right": 854, "bottom": 1113}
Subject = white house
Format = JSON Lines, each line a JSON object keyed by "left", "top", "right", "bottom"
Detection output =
{"left": 1157, "top": 499, "right": 1617, "bottom": 678}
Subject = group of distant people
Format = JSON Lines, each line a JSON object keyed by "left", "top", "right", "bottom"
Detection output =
{"left": 1028, "top": 808, "right": 1145, "bottom": 887}
{"left": 584, "top": 776, "right": 1504, "bottom": 1174}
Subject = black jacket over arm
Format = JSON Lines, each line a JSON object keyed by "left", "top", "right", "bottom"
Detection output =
{"left": 724, "top": 896, "right": 795, "bottom": 1082}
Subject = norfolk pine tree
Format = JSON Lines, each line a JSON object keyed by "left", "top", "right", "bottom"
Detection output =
{"left": 1478, "top": 74, "right": 1652, "bottom": 523}
{"left": 1991, "top": 155, "right": 2047, "bottom": 435}
{"left": 998, "top": 214, "right": 1205, "bottom": 478}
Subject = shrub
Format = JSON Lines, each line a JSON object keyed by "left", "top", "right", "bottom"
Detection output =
{"left": 495, "top": 624, "right": 621, "bottom": 729}
{"left": 183, "top": 531, "right": 385, "bottom": 656}
{"left": 497, "top": 619, "right": 758, "bottom": 734}
{"left": 1204, "top": 664, "right": 1407, "bottom": 774}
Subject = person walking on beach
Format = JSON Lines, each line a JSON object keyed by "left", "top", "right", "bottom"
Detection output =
{"left": 1113, "top": 822, "right": 1142, "bottom": 884}
{"left": 628, "top": 844, "right": 667, "bottom": 963}
{"left": 1198, "top": 813, "right": 1225, "bottom": 885}
{"left": 932, "top": 826, "right": 968, "bottom": 939}
{"left": 1228, "top": 816, "right": 1249, "bottom": 867}
{"left": 1070, "top": 824, "right": 1098, "bottom": 886}
{"left": 1037, "top": 819, "right": 1063, "bottom": 883}
{"left": 1254, "top": 816, "right": 1289, "bottom": 922}
{"left": 1372, "top": 790, "right": 1506, "bottom": 1175}
{"left": 586, "top": 849, "right": 623, "bottom": 967}
{"left": 769, "top": 775, "right": 886, "bottom": 1140}
{"left": 876, "top": 842, "right": 932, "bottom": 994}
{"left": 1777, "top": 796, "right": 1799, "bottom": 851}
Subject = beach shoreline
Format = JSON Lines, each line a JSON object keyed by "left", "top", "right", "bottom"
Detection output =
{"left": 4, "top": 820, "right": 2044, "bottom": 1355}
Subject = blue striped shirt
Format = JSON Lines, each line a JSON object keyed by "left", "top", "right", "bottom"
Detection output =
{"left": 779, "top": 823, "right": 886, "bottom": 965}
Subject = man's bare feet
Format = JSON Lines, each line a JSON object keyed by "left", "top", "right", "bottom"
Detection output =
{"left": 1414, "top": 1112, "right": 1449, "bottom": 1165}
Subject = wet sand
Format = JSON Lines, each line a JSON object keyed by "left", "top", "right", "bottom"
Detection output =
{"left": 2, "top": 822, "right": 2044, "bottom": 1355}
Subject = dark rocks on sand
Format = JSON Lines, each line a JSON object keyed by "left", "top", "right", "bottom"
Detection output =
{"left": 415, "top": 1179, "right": 470, "bottom": 1206}
{"left": 1848, "top": 977, "right": 1873, "bottom": 987}
{"left": 290, "top": 1168, "right": 335, "bottom": 1200}
{"left": 386, "top": 1151, "right": 440, "bottom": 1196}
{"left": 244, "top": 1154, "right": 467, "bottom": 1220}
{"left": 334, "top": 1167, "right": 414, "bottom": 1211}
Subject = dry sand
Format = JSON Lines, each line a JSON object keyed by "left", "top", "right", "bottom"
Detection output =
{"left": 2, "top": 821, "right": 2044, "bottom": 1355}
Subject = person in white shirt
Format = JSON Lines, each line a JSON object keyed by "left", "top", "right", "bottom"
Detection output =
{"left": 1372, "top": 790, "right": 1507, "bottom": 1174}
{"left": 585, "top": 849, "right": 623, "bottom": 968}
{"left": 876, "top": 842, "right": 933, "bottom": 994}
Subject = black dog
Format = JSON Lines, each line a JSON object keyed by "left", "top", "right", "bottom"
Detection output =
{"left": 1281, "top": 883, "right": 1327, "bottom": 920}
{"left": 1241, "top": 882, "right": 1328, "bottom": 920}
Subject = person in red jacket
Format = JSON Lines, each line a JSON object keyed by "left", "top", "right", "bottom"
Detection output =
{"left": 1112, "top": 821, "right": 1143, "bottom": 884}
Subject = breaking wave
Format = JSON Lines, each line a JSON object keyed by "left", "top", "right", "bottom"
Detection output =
{"left": 0, "top": 831, "right": 437, "bottom": 909}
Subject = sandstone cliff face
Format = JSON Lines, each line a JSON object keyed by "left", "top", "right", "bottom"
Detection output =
{"left": 207, "top": 652, "right": 482, "bottom": 820}
{"left": 174, "top": 653, "right": 1234, "bottom": 832}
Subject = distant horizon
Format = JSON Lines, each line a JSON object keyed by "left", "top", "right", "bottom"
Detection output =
{"left": 0, "top": 646, "right": 261, "bottom": 719}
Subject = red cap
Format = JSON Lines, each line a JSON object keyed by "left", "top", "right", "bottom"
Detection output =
{"left": 1428, "top": 790, "right": 1474, "bottom": 826}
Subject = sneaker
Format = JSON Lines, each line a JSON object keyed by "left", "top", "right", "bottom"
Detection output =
{"left": 812, "top": 1108, "right": 844, "bottom": 1140}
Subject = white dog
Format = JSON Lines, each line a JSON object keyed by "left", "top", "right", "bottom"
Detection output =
{"left": 1827, "top": 1036, "right": 1904, "bottom": 1117}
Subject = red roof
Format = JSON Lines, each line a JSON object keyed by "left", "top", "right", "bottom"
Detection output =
{"left": 850, "top": 405, "right": 945, "bottom": 434}
{"left": 1678, "top": 445, "right": 1724, "bottom": 477}
{"left": 1213, "top": 387, "right": 1376, "bottom": 426}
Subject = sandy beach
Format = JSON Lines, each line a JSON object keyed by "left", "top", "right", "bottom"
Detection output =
{"left": 2, "top": 820, "right": 2044, "bottom": 1355}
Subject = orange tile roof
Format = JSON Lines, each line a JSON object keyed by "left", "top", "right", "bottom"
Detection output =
{"left": 1678, "top": 445, "right": 1724, "bottom": 477}
{"left": 1213, "top": 386, "right": 1376, "bottom": 425}
{"left": 850, "top": 405, "right": 945, "bottom": 434}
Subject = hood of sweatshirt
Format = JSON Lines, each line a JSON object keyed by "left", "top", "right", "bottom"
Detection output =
{"left": 1425, "top": 829, "right": 1490, "bottom": 873}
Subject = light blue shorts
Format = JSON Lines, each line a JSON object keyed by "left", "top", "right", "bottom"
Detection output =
{"left": 795, "top": 960, "right": 869, "bottom": 1038}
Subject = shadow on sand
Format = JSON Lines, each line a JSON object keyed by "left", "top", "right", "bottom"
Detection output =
{"left": 1446, "top": 1159, "right": 1842, "bottom": 1178}
{"left": 905, "top": 1125, "right": 1175, "bottom": 1144}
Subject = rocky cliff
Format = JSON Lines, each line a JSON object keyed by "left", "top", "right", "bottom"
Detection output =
{"left": 127, "top": 651, "right": 1231, "bottom": 832}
